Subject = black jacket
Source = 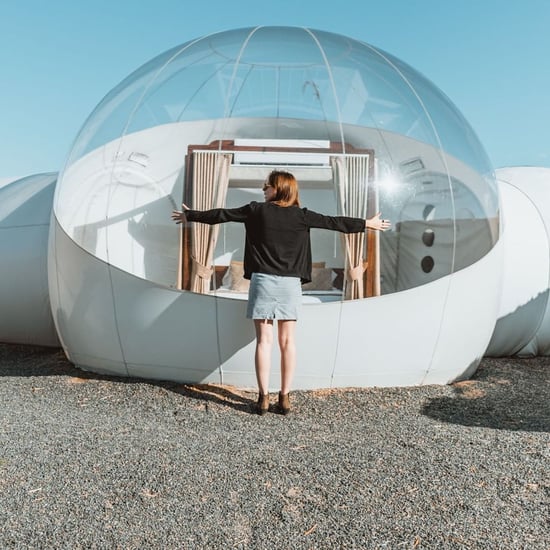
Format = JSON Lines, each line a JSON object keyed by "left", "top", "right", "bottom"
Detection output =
{"left": 185, "top": 201, "right": 365, "bottom": 283}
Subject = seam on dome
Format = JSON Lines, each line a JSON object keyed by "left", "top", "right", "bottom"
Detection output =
{"left": 357, "top": 41, "right": 458, "bottom": 384}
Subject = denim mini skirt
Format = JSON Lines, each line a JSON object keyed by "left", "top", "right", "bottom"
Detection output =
{"left": 246, "top": 273, "right": 302, "bottom": 320}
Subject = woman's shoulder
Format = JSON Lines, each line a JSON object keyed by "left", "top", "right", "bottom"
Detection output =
{"left": 236, "top": 201, "right": 259, "bottom": 211}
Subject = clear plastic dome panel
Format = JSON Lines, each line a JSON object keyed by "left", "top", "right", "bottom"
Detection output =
{"left": 63, "top": 44, "right": 188, "bottom": 166}
{"left": 389, "top": 53, "right": 496, "bottom": 179}
{"left": 312, "top": 31, "right": 440, "bottom": 146}
{"left": 124, "top": 32, "right": 254, "bottom": 129}
{"left": 223, "top": 28, "right": 340, "bottom": 123}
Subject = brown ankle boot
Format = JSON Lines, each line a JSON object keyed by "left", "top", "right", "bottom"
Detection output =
{"left": 257, "top": 393, "right": 269, "bottom": 415}
{"left": 278, "top": 392, "right": 290, "bottom": 415}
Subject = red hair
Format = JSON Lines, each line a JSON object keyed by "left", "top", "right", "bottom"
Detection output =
{"left": 266, "top": 170, "right": 300, "bottom": 207}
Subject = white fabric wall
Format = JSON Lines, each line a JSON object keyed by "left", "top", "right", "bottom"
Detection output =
{"left": 0, "top": 173, "right": 60, "bottom": 347}
{"left": 486, "top": 167, "right": 550, "bottom": 356}
{"left": 53, "top": 120, "right": 493, "bottom": 290}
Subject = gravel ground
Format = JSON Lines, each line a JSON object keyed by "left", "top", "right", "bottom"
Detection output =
{"left": 0, "top": 344, "right": 548, "bottom": 549}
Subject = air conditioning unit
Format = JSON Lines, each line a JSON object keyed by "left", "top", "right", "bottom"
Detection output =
{"left": 232, "top": 139, "right": 331, "bottom": 166}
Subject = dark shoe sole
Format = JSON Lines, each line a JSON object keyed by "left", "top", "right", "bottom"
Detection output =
{"left": 257, "top": 394, "right": 270, "bottom": 415}
{"left": 278, "top": 392, "right": 290, "bottom": 415}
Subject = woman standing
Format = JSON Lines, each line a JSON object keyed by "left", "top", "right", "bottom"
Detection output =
{"left": 172, "top": 170, "right": 390, "bottom": 415}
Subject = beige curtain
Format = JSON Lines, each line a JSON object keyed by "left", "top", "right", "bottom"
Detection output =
{"left": 331, "top": 155, "right": 372, "bottom": 300}
{"left": 190, "top": 151, "right": 232, "bottom": 293}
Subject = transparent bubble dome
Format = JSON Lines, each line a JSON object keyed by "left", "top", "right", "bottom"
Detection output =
{"left": 54, "top": 26, "right": 499, "bottom": 299}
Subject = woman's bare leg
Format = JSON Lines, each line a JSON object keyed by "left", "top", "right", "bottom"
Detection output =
{"left": 254, "top": 319, "right": 274, "bottom": 395}
{"left": 277, "top": 320, "right": 297, "bottom": 395}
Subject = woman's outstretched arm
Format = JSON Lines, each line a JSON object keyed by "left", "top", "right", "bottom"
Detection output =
{"left": 171, "top": 202, "right": 251, "bottom": 225}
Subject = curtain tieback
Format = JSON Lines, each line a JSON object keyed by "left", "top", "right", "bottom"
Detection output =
{"left": 191, "top": 257, "right": 213, "bottom": 279}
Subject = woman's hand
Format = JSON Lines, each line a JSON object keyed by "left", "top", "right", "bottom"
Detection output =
{"left": 171, "top": 203, "right": 191, "bottom": 224}
{"left": 366, "top": 212, "right": 391, "bottom": 231}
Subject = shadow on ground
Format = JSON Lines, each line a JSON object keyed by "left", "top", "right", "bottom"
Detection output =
{"left": 2, "top": 344, "right": 549, "bottom": 428}
{"left": 0, "top": 343, "right": 257, "bottom": 415}
{"left": 422, "top": 357, "right": 550, "bottom": 433}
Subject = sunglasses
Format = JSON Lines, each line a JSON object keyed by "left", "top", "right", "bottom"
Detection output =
{"left": 262, "top": 184, "right": 272, "bottom": 191}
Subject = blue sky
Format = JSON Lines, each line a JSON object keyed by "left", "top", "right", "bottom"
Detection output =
{"left": 1, "top": 0, "right": 549, "bottom": 178}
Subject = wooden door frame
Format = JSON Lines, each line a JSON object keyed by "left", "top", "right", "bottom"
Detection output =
{"left": 178, "top": 140, "right": 378, "bottom": 297}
